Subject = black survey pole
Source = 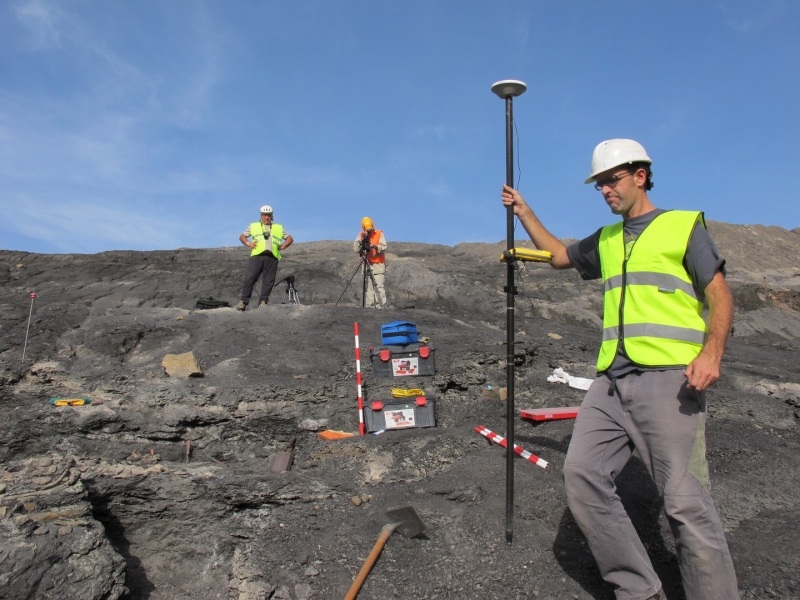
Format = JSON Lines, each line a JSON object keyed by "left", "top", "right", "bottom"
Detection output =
{"left": 491, "top": 79, "right": 527, "bottom": 544}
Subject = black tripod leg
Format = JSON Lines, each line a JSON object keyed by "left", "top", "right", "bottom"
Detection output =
{"left": 335, "top": 259, "right": 368, "bottom": 307}
{"left": 362, "top": 262, "right": 368, "bottom": 308}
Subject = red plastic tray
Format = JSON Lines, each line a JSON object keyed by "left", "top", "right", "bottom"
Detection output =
{"left": 520, "top": 407, "right": 579, "bottom": 421}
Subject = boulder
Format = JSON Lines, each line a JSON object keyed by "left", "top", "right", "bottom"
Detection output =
{"left": 161, "top": 351, "right": 203, "bottom": 378}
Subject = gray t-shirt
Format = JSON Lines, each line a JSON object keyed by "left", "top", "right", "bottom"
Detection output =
{"left": 566, "top": 209, "right": 726, "bottom": 377}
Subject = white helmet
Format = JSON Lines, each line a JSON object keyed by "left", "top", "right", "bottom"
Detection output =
{"left": 260, "top": 205, "right": 273, "bottom": 214}
{"left": 584, "top": 139, "right": 652, "bottom": 184}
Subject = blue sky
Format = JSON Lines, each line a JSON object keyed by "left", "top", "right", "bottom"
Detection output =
{"left": 1, "top": 0, "right": 798, "bottom": 254}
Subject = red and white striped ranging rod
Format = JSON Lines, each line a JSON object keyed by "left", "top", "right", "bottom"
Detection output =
{"left": 22, "top": 292, "right": 37, "bottom": 363}
{"left": 354, "top": 322, "right": 365, "bottom": 435}
{"left": 475, "top": 425, "right": 548, "bottom": 469}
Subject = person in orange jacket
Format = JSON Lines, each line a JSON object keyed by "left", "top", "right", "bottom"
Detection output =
{"left": 353, "top": 217, "right": 387, "bottom": 308}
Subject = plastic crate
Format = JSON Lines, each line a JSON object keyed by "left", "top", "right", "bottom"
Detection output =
{"left": 369, "top": 344, "right": 435, "bottom": 378}
{"left": 363, "top": 397, "right": 436, "bottom": 432}
{"left": 380, "top": 321, "right": 419, "bottom": 345}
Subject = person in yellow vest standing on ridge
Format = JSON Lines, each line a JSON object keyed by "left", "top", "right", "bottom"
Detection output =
{"left": 236, "top": 205, "right": 293, "bottom": 311}
{"left": 353, "top": 217, "right": 387, "bottom": 308}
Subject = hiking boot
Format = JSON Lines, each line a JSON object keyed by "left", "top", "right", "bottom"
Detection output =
{"left": 235, "top": 300, "right": 247, "bottom": 311}
{"left": 258, "top": 300, "right": 268, "bottom": 308}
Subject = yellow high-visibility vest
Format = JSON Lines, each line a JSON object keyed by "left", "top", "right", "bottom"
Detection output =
{"left": 596, "top": 210, "right": 708, "bottom": 372}
{"left": 250, "top": 222, "right": 284, "bottom": 259}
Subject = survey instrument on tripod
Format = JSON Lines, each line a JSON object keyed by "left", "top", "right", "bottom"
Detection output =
{"left": 275, "top": 275, "right": 300, "bottom": 304}
{"left": 335, "top": 236, "right": 384, "bottom": 308}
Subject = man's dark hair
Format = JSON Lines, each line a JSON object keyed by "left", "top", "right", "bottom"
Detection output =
{"left": 625, "top": 162, "right": 654, "bottom": 191}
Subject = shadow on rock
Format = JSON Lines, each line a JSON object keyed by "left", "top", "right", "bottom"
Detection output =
{"left": 84, "top": 480, "right": 156, "bottom": 600}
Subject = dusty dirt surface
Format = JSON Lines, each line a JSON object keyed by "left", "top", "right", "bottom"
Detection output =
{"left": 1, "top": 222, "right": 799, "bottom": 600}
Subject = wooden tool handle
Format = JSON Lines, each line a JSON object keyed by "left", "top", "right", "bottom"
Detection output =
{"left": 343, "top": 524, "right": 395, "bottom": 600}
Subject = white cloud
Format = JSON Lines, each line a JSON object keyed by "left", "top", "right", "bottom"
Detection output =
{"left": 716, "top": 0, "right": 790, "bottom": 33}
{"left": 409, "top": 123, "right": 464, "bottom": 141}
{"left": 0, "top": 192, "right": 187, "bottom": 252}
{"left": 14, "top": 0, "right": 62, "bottom": 49}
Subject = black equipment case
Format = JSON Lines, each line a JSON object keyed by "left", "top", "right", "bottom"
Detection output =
{"left": 369, "top": 344, "right": 436, "bottom": 378}
{"left": 195, "top": 297, "right": 230, "bottom": 310}
{"left": 363, "top": 397, "right": 436, "bottom": 432}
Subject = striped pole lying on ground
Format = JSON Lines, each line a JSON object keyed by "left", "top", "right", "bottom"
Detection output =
{"left": 354, "top": 322, "right": 365, "bottom": 435}
{"left": 475, "top": 425, "right": 548, "bottom": 469}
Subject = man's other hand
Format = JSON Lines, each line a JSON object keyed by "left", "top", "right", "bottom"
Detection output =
{"left": 684, "top": 352, "right": 721, "bottom": 392}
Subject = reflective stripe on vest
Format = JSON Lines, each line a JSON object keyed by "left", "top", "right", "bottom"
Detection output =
{"left": 250, "top": 222, "right": 284, "bottom": 259}
{"left": 367, "top": 229, "right": 385, "bottom": 264}
{"left": 596, "top": 210, "right": 708, "bottom": 371}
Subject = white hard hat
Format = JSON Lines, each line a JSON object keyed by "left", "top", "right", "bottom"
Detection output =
{"left": 260, "top": 205, "right": 273, "bottom": 214}
{"left": 584, "top": 139, "right": 652, "bottom": 184}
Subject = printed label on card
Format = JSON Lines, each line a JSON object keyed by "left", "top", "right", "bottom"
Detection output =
{"left": 392, "top": 357, "right": 419, "bottom": 376}
{"left": 384, "top": 408, "right": 416, "bottom": 429}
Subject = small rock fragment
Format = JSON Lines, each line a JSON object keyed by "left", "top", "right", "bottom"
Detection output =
{"left": 359, "top": 493, "right": 372, "bottom": 503}
{"left": 351, "top": 496, "right": 362, "bottom": 506}
{"left": 299, "top": 418, "right": 328, "bottom": 431}
{"left": 58, "top": 525, "right": 73, "bottom": 535}
{"left": 547, "top": 333, "right": 563, "bottom": 340}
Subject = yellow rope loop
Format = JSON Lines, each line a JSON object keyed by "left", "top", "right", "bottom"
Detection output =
{"left": 391, "top": 388, "right": 425, "bottom": 398}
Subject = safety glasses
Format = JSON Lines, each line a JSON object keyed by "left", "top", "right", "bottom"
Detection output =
{"left": 593, "top": 171, "right": 632, "bottom": 191}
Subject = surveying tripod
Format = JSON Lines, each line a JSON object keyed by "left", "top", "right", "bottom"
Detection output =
{"left": 335, "top": 242, "right": 384, "bottom": 308}
{"left": 275, "top": 275, "right": 300, "bottom": 305}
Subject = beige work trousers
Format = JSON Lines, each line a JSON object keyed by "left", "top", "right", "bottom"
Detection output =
{"left": 364, "top": 261, "right": 386, "bottom": 308}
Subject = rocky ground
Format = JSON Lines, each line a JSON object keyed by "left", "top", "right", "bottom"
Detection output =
{"left": 1, "top": 222, "right": 799, "bottom": 600}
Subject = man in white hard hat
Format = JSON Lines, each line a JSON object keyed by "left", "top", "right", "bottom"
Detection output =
{"left": 236, "top": 205, "right": 293, "bottom": 311}
{"left": 501, "top": 139, "right": 739, "bottom": 600}
{"left": 353, "top": 216, "right": 387, "bottom": 308}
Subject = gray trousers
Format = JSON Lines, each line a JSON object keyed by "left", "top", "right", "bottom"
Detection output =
{"left": 240, "top": 252, "right": 279, "bottom": 304}
{"left": 563, "top": 370, "right": 739, "bottom": 600}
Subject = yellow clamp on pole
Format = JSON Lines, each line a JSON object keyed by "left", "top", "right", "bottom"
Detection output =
{"left": 500, "top": 248, "right": 553, "bottom": 263}
{"left": 391, "top": 388, "right": 425, "bottom": 398}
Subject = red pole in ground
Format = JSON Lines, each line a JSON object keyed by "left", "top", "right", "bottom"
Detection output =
{"left": 354, "top": 322, "right": 365, "bottom": 435}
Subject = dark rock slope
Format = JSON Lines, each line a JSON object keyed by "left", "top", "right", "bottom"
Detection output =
{"left": 0, "top": 223, "right": 798, "bottom": 600}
